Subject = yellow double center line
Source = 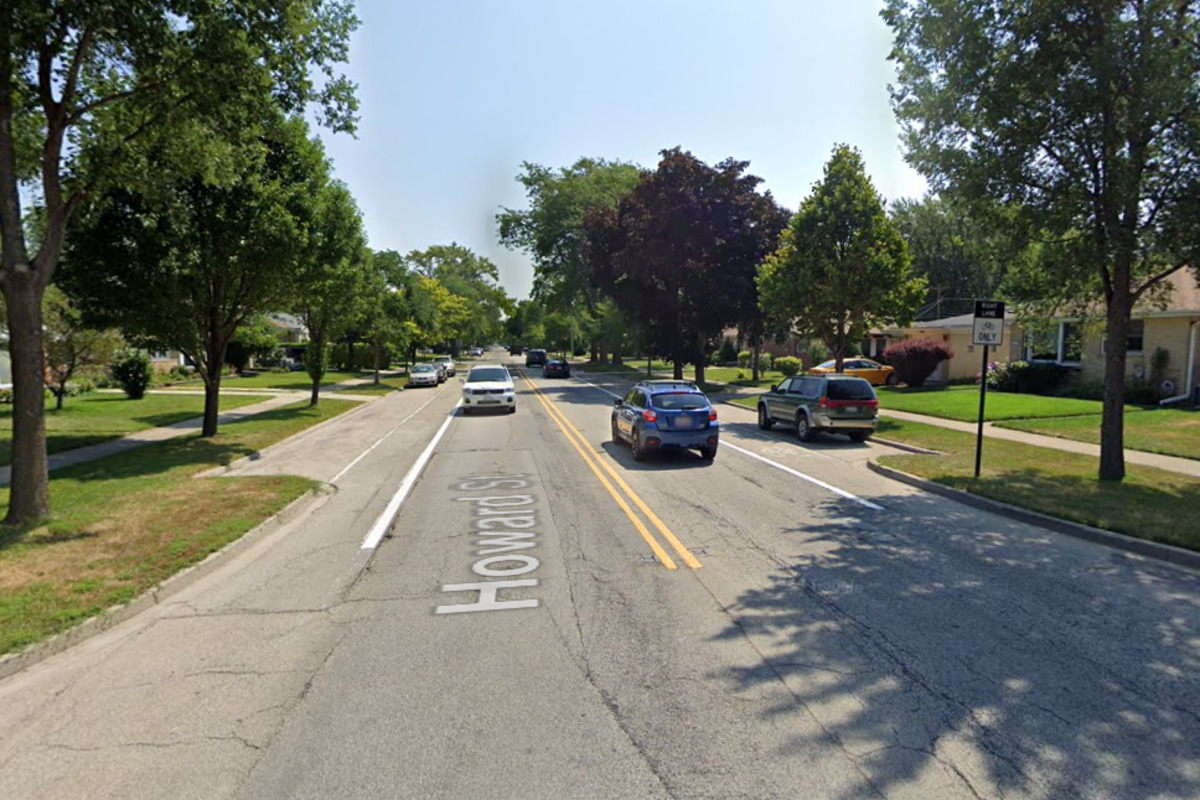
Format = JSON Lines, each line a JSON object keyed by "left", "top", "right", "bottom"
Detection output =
{"left": 519, "top": 371, "right": 702, "bottom": 571}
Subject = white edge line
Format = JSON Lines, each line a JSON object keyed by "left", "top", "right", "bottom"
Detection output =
{"left": 332, "top": 389, "right": 444, "bottom": 484}
{"left": 579, "top": 375, "right": 881, "bottom": 510}
{"left": 360, "top": 402, "right": 460, "bottom": 549}
{"left": 724, "top": 440, "right": 884, "bottom": 510}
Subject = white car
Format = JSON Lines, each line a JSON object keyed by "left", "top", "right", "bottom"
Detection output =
{"left": 432, "top": 355, "right": 456, "bottom": 376}
{"left": 461, "top": 364, "right": 516, "bottom": 415}
{"left": 407, "top": 363, "right": 440, "bottom": 387}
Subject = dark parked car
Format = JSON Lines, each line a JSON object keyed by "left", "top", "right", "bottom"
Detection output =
{"left": 611, "top": 380, "right": 719, "bottom": 461}
{"left": 525, "top": 348, "right": 548, "bottom": 367}
{"left": 542, "top": 358, "right": 570, "bottom": 378}
{"left": 756, "top": 374, "right": 878, "bottom": 442}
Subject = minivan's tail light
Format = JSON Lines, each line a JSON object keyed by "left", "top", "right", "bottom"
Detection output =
{"left": 642, "top": 409, "right": 658, "bottom": 422}
{"left": 818, "top": 396, "right": 829, "bottom": 409}
{"left": 709, "top": 408, "right": 718, "bottom": 421}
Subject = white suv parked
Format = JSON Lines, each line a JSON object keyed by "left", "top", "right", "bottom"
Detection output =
{"left": 432, "top": 355, "right": 456, "bottom": 377}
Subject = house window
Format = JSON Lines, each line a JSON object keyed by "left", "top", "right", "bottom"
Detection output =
{"left": 1061, "top": 323, "right": 1082, "bottom": 364}
{"left": 1027, "top": 323, "right": 1082, "bottom": 365}
{"left": 1127, "top": 319, "right": 1144, "bottom": 354}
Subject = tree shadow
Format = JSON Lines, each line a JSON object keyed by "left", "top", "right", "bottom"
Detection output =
{"left": 711, "top": 487, "right": 1200, "bottom": 799}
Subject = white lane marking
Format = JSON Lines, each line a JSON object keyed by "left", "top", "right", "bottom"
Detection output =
{"left": 579, "top": 374, "right": 880, "bottom": 509}
{"left": 332, "top": 389, "right": 444, "bottom": 484}
{"left": 723, "top": 440, "right": 884, "bottom": 510}
{"left": 360, "top": 402, "right": 460, "bottom": 549}
{"left": 575, "top": 376, "right": 620, "bottom": 399}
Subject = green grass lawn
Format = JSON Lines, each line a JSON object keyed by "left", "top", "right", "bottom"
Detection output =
{"left": 877, "top": 385, "right": 1109, "bottom": 421}
{"left": 996, "top": 408, "right": 1200, "bottom": 460}
{"left": 874, "top": 418, "right": 1200, "bottom": 551}
{"left": 0, "top": 399, "right": 357, "bottom": 656}
{"left": 0, "top": 392, "right": 266, "bottom": 466}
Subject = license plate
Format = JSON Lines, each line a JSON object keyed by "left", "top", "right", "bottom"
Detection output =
{"left": 674, "top": 417, "right": 695, "bottom": 429}
{"left": 844, "top": 406, "right": 858, "bottom": 414}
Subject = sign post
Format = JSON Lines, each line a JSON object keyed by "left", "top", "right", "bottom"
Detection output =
{"left": 972, "top": 301, "right": 1006, "bottom": 478}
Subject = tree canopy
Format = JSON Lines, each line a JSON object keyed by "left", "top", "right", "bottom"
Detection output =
{"left": 758, "top": 144, "right": 925, "bottom": 370}
{"left": 585, "top": 148, "right": 787, "bottom": 384}
{"left": 0, "top": 0, "right": 359, "bottom": 524}
{"left": 61, "top": 114, "right": 328, "bottom": 435}
{"left": 884, "top": 0, "right": 1200, "bottom": 481}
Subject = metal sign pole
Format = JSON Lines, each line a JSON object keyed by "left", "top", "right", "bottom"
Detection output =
{"left": 974, "top": 343, "right": 989, "bottom": 479}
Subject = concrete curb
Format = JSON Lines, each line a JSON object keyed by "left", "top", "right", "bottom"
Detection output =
{"left": 867, "top": 460, "right": 1200, "bottom": 573}
{"left": 0, "top": 485, "right": 335, "bottom": 682}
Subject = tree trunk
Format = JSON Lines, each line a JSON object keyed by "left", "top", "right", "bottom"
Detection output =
{"left": 1100, "top": 287, "right": 1130, "bottom": 482}
{"left": 673, "top": 359, "right": 683, "bottom": 380}
{"left": 3, "top": 276, "right": 50, "bottom": 525}
{"left": 201, "top": 351, "right": 226, "bottom": 437}
{"left": 54, "top": 389, "right": 64, "bottom": 411}
{"left": 751, "top": 334, "right": 761, "bottom": 382}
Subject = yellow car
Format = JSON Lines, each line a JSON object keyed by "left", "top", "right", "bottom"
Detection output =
{"left": 808, "top": 358, "right": 897, "bottom": 386}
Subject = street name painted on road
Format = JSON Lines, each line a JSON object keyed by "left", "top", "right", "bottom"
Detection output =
{"left": 435, "top": 474, "right": 542, "bottom": 615}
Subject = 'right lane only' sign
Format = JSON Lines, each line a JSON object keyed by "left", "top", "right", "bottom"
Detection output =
{"left": 972, "top": 300, "right": 1006, "bottom": 347}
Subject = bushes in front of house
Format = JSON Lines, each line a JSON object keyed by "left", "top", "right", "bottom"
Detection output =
{"left": 882, "top": 338, "right": 954, "bottom": 388}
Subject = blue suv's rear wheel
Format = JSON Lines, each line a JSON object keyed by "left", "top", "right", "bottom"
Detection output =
{"left": 631, "top": 428, "right": 645, "bottom": 461}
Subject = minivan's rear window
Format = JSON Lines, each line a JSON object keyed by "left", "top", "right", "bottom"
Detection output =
{"left": 651, "top": 392, "right": 709, "bottom": 410}
{"left": 827, "top": 379, "right": 875, "bottom": 401}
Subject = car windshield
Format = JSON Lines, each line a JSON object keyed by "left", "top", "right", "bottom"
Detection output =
{"left": 827, "top": 379, "right": 875, "bottom": 401}
{"left": 434, "top": 357, "right": 451, "bottom": 363}
{"left": 412, "top": 364, "right": 434, "bottom": 372}
{"left": 651, "top": 392, "right": 708, "bottom": 410}
{"left": 468, "top": 367, "right": 509, "bottom": 382}
{"left": 816, "top": 360, "right": 837, "bottom": 369}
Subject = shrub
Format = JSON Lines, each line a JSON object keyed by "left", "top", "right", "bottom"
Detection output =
{"left": 737, "top": 350, "right": 752, "bottom": 369}
{"left": 760, "top": 352, "right": 774, "bottom": 370}
{"left": 775, "top": 356, "right": 802, "bottom": 377}
{"left": 985, "top": 360, "right": 1069, "bottom": 395}
{"left": 719, "top": 337, "right": 738, "bottom": 365}
{"left": 881, "top": 338, "right": 954, "bottom": 388}
{"left": 110, "top": 351, "right": 153, "bottom": 399}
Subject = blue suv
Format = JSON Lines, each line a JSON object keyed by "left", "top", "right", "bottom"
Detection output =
{"left": 611, "top": 380, "right": 719, "bottom": 461}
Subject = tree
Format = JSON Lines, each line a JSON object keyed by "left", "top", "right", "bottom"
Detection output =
{"left": 0, "top": 0, "right": 358, "bottom": 524}
{"left": 585, "top": 148, "right": 787, "bottom": 385}
{"left": 889, "top": 196, "right": 1011, "bottom": 308}
{"left": 359, "top": 250, "right": 413, "bottom": 381}
{"left": 42, "top": 285, "right": 122, "bottom": 410}
{"left": 758, "top": 145, "right": 926, "bottom": 371}
{"left": 61, "top": 114, "right": 325, "bottom": 436}
{"left": 497, "top": 158, "right": 642, "bottom": 360}
{"left": 403, "top": 244, "right": 512, "bottom": 351}
{"left": 291, "top": 180, "right": 369, "bottom": 406}
{"left": 228, "top": 315, "right": 285, "bottom": 372}
{"left": 883, "top": 0, "right": 1200, "bottom": 482}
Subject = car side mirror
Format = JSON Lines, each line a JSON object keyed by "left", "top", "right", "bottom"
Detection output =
{"left": 613, "top": 398, "right": 621, "bottom": 407}
{"left": 770, "top": 384, "right": 779, "bottom": 393}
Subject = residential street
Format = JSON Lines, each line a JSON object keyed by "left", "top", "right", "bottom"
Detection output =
{"left": 1, "top": 365, "right": 1198, "bottom": 799}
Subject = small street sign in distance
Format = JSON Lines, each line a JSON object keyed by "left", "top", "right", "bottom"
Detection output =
{"left": 973, "top": 300, "right": 1006, "bottom": 347}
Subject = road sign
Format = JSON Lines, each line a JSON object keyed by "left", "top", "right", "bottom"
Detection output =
{"left": 972, "top": 300, "right": 1006, "bottom": 346}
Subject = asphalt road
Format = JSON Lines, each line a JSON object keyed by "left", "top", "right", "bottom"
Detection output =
{"left": 2, "top": 357, "right": 1198, "bottom": 799}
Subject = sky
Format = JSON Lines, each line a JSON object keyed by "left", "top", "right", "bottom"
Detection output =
{"left": 316, "top": 0, "right": 929, "bottom": 302}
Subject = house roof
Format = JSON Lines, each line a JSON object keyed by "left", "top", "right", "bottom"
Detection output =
{"left": 1136, "top": 269, "right": 1200, "bottom": 315}
{"left": 877, "top": 309, "right": 1018, "bottom": 334}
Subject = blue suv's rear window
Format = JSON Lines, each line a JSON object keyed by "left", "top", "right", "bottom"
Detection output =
{"left": 650, "top": 392, "right": 709, "bottom": 410}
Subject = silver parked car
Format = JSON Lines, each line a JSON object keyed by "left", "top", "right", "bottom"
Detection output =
{"left": 407, "top": 363, "right": 440, "bottom": 387}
